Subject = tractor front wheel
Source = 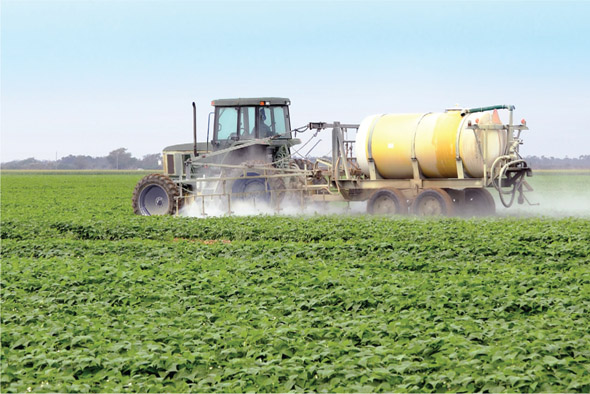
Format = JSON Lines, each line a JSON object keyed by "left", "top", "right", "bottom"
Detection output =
{"left": 132, "top": 174, "right": 181, "bottom": 216}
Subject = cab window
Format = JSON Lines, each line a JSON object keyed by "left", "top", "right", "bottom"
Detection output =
{"left": 272, "top": 107, "right": 288, "bottom": 134}
{"left": 216, "top": 107, "right": 238, "bottom": 140}
{"left": 258, "top": 107, "right": 273, "bottom": 138}
{"left": 258, "top": 106, "right": 290, "bottom": 138}
{"left": 239, "top": 107, "right": 256, "bottom": 140}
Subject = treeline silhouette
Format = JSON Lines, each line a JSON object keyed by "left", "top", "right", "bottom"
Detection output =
{"left": 525, "top": 155, "right": 590, "bottom": 170}
{"left": 1, "top": 148, "right": 161, "bottom": 170}
{"left": 2, "top": 151, "right": 590, "bottom": 170}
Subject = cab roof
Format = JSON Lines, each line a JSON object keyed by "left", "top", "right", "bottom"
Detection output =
{"left": 211, "top": 97, "right": 291, "bottom": 107}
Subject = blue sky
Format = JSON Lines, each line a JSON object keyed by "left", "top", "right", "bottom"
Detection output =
{"left": 2, "top": 0, "right": 589, "bottom": 162}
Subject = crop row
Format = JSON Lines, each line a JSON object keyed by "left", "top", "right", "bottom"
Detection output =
{"left": 3, "top": 233, "right": 590, "bottom": 392}
{"left": 2, "top": 173, "right": 590, "bottom": 392}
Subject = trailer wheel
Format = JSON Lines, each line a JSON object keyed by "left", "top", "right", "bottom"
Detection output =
{"left": 464, "top": 188, "right": 496, "bottom": 216}
{"left": 367, "top": 189, "right": 408, "bottom": 215}
{"left": 132, "top": 173, "right": 181, "bottom": 216}
{"left": 411, "top": 188, "right": 455, "bottom": 217}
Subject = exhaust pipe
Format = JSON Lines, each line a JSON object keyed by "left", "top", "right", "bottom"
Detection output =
{"left": 192, "top": 102, "right": 199, "bottom": 157}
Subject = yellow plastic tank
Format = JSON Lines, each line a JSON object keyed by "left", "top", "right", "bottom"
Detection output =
{"left": 355, "top": 109, "right": 507, "bottom": 179}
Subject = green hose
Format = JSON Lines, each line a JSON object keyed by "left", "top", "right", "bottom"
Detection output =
{"left": 461, "top": 105, "right": 515, "bottom": 117}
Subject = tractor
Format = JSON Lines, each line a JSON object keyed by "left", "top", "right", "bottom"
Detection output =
{"left": 132, "top": 97, "right": 304, "bottom": 216}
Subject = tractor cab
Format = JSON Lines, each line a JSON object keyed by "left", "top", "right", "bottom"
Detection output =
{"left": 211, "top": 97, "right": 292, "bottom": 150}
{"left": 162, "top": 97, "right": 299, "bottom": 179}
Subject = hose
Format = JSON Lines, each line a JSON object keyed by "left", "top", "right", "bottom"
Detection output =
{"left": 494, "top": 159, "right": 527, "bottom": 208}
{"left": 461, "top": 105, "right": 515, "bottom": 117}
{"left": 291, "top": 125, "right": 310, "bottom": 137}
{"left": 490, "top": 155, "right": 513, "bottom": 194}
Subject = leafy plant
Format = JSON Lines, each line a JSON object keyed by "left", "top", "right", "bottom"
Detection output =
{"left": 1, "top": 173, "right": 590, "bottom": 392}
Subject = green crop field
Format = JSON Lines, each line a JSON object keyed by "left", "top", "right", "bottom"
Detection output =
{"left": 495, "top": 170, "right": 590, "bottom": 218}
{"left": 1, "top": 172, "right": 590, "bottom": 392}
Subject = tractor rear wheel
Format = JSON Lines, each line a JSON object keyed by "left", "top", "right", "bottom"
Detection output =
{"left": 367, "top": 189, "right": 408, "bottom": 215}
{"left": 411, "top": 188, "right": 455, "bottom": 217}
{"left": 132, "top": 174, "right": 181, "bottom": 216}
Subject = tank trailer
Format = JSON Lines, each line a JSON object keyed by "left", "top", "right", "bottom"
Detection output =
{"left": 132, "top": 97, "right": 533, "bottom": 216}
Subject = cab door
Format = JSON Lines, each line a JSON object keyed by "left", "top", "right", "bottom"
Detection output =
{"left": 212, "top": 106, "right": 239, "bottom": 150}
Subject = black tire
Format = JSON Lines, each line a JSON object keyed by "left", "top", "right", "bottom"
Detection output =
{"left": 411, "top": 188, "right": 455, "bottom": 217}
{"left": 132, "top": 174, "right": 181, "bottom": 216}
{"left": 367, "top": 189, "right": 408, "bottom": 215}
{"left": 464, "top": 188, "right": 496, "bottom": 216}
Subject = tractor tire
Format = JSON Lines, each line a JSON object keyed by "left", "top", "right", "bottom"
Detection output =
{"left": 225, "top": 161, "right": 286, "bottom": 208}
{"left": 132, "top": 173, "right": 181, "bottom": 216}
{"left": 411, "top": 188, "right": 455, "bottom": 217}
{"left": 367, "top": 188, "right": 408, "bottom": 215}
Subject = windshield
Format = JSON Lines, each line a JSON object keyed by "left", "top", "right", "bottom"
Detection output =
{"left": 215, "top": 105, "right": 290, "bottom": 141}
{"left": 258, "top": 106, "right": 290, "bottom": 138}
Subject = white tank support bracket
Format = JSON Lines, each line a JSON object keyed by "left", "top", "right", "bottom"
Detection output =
{"left": 455, "top": 115, "right": 470, "bottom": 179}
{"left": 410, "top": 112, "right": 431, "bottom": 180}
{"left": 411, "top": 113, "right": 431, "bottom": 160}
{"left": 366, "top": 115, "right": 384, "bottom": 162}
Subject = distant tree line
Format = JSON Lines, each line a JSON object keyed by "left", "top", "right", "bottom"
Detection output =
{"left": 2, "top": 151, "right": 589, "bottom": 170}
{"left": 1, "top": 148, "right": 161, "bottom": 170}
{"left": 524, "top": 155, "right": 590, "bottom": 170}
